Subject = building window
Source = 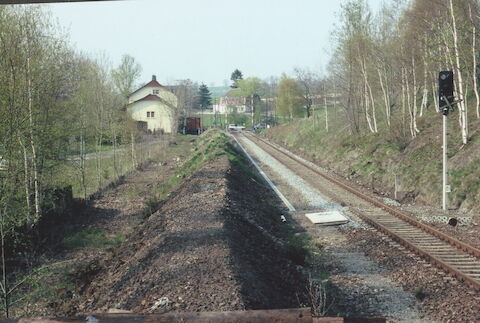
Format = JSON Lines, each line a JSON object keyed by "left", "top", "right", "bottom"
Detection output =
{"left": 147, "top": 111, "right": 151, "bottom": 118}
{"left": 147, "top": 111, "right": 155, "bottom": 118}
{"left": 151, "top": 111, "right": 155, "bottom": 117}
{"left": 153, "top": 89, "right": 159, "bottom": 95}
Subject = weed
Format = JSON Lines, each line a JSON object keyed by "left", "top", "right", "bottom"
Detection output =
{"left": 307, "top": 275, "right": 334, "bottom": 317}
{"left": 142, "top": 195, "right": 163, "bottom": 219}
{"left": 414, "top": 287, "right": 426, "bottom": 301}
{"left": 285, "top": 232, "right": 313, "bottom": 266}
{"left": 62, "top": 227, "right": 122, "bottom": 250}
{"left": 102, "top": 168, "right": 110, "bottom": 180}
{"left": 5, "top": 260, "right": 78, "bottom": 317}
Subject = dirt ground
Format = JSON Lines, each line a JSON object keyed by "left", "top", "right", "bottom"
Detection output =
{"left": 54, "top": 149, "right": 307, "bottom": 315}
{"left": 341, "top": 227, "right": 480, "bottom": 322}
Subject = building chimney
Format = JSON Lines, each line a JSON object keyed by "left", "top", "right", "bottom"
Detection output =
{"left": 152, "top": 75, "right": 157, "bottom": 81}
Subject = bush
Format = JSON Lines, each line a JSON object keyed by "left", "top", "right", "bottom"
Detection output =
{"left": 285, "top": 233, "right": 312, "bottom": 266}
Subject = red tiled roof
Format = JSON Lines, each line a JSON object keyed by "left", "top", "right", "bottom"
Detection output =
{"left": 128, "top": 94, "right": 176, "bottom": 111}
{"left": 128, "top": 79, "right": 164, "bottom": 97}
{"left": 143, "top": 79, "right": 163, "bottom": 88}
{"left": 132, "top": 94, "right": 162, "bottom": 103}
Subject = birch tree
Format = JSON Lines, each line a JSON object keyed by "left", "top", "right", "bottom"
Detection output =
{"left": 449, "top": 0, "right": 468, "bottom": 144}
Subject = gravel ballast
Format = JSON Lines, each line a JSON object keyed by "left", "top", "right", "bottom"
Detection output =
{"left": 239, "top": 134, "right": 429, "bottom": 322}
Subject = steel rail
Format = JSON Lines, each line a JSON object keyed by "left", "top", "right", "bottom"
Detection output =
{"left": 246, "top": 133, "right": 480, "bottom": 290}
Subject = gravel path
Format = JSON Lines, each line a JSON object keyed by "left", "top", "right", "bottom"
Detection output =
{"left": 239, "top": 134, "right": 428, "bottom": 322}
{"left": 240, "top": 137, "right": 340, "bottom": 211}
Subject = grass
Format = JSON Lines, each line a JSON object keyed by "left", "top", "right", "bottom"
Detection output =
{"left": 131, "top": 130, "right": 249, "bottom": 220}
{"left": 195, "top": 112, "right": 266, "bottom": 129}
{"left": 53, "top": 137, "right": 170, "bottom": 198}
{"left": 284, "top": 231, "right": 314, "bottom": 266}
{"left": 265, "top": 107, "right": 480, "bottom": 210}
{"left": 4, "top": 134, "right": 204, "bottom": 317}
{"left": 62, "top": 227, "right": 123, "bottom": 250}
{"left": 6, "top": 260, "right": 79, "bottom": 317}
{"left": 5, "top": 234, "right": 107, "bottom": 313}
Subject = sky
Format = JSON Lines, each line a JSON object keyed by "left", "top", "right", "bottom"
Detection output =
{"left": 45, "top": 0, "right": 384, "bottom": 87}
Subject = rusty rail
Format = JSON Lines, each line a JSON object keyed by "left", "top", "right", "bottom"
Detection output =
{"left": 248, "top": 133, "right": 480, "bottom": 290}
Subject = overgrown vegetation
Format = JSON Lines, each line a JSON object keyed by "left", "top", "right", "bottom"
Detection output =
{"left": 62, "top": 227, "right": 123, "bottom": 251}
{"left": 3, "top": 133, "right": 201, "bottom": 316}
{"left": 267, "top": 107, "right": 480, "bottom": 211}
{"left": 9, "top": 261, "right": 79, "bottom": 318}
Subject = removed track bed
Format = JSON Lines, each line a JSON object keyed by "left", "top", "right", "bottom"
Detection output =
{"left": 62, "top": 153, "right": 307, "bottom": 315}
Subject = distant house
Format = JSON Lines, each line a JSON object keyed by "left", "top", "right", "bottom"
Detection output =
{"left": 127, "top": 75, "right": 178, "bottom": 134}
{"left": 214, "top": 90, "right": 248, "bottom": 114}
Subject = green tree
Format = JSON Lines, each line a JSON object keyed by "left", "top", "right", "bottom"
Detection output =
{"left": 276, "top": 75, "right": 304, "bottom": 120}
{"left": 230, "top": 69, "right": 243, "bottom": 88}
{"left": 111, "top": 54, "right": 142, "bottom": 169}
{"left": 111, "top": 54, "right": 142, "bottom": 99}
{"left": 236, "top": 77, "right": 264, "bottom": 125}
{"left": 197, "top": 83, "right": 212, "bottom": 109}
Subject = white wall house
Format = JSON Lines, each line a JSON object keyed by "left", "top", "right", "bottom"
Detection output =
{"left": 127, "top": 75, "right": 178, "bottom": 134}
{"left": 215, "top": 93, "right": 248, "bottom": 114}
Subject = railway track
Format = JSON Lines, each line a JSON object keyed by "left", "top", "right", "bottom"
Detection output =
{"left": 238, "top": 132, "right": 480, "bottom": 291}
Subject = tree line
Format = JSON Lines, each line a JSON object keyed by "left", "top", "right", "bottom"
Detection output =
{"left": 224, "top": 0, "right": 480, "bottom": 144}
{"left": 0, "top": 5, "right": 154, "bottom": 234}
{"left": 0, "top": 6, "right": 172, "bottom": 314}
{"left": 328, "top": 0, "right": 480, "bottom": 143}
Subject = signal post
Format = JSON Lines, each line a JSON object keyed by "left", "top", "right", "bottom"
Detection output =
{"left": 438, "top": 71, "right": 459, "bottom": 211}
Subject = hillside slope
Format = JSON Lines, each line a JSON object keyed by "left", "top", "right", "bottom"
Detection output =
{"left": 265, "top": 110, "right": 480, "bottom": 214}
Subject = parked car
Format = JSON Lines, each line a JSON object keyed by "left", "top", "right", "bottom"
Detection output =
{"left": 253, "top": 123, "right": 269, "bottom": 131}
{"left": 228, "top": 124, "right": 246, "bottom": 131}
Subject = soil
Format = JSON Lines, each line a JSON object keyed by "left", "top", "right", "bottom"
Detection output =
{"left": 341, "top": 227, "right": 480, "bottom": 322}
{"left": 57, "top": 154, "right": 307, "bottom": 315}
{"left": 12, "top": 142, "right": 192, "bottom": 318}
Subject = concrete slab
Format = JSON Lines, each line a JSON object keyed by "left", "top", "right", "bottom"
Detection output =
{"left": 305, "top": 211, "right": 349, "bottom": 226}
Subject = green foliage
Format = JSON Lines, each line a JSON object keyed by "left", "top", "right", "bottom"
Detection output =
{"left": 414, "top": 287, "right": 426, "bottom": 301}
{"left": 111, "top": 54, "right": 142, "bottom": 99}
{"left": 230, "top": 69, "right": 243, "bottom": 88}
{"left": 236, "top": 77, "right": 264, "bottom": 97}
{"left": 277, "top": 75, "right": 304, "bottom": 119}
{"left": 228, "top": 106, "right": 249, "bottom": 126}
{"left": 6, "top": 260, "right": 78, "bottom": 317}
{"left": 197, "top": 83, "right": 212, "bottom": 109}
{"left": 62, "top": 227, "right": 123, "bottom": 250}
{"left": 285, "top": 231, "right": 314, "bottom": 266}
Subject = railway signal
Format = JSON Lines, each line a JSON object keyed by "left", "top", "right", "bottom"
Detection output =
{"left": 439, "top": 71, "right": 455, "bottom": 115}
{"left": 438, "top": 71, "right": 461, "bottom": 211}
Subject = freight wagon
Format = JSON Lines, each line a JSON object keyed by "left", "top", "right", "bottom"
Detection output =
{"left": 179, "top": 117, "right": 202, "bottom": 135}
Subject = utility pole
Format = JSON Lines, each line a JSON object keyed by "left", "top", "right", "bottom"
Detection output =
{"left": 214, "top": 98, "right": 218, "bottom": 128}
{"left": 442, "top": 108, "right": 448, "bottom": 211}
{"left": 251, "top": 94, "right": 254, "bottom": 127}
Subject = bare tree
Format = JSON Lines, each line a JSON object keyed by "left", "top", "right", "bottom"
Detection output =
{"left": 294, "top": 67, "right": 319, "bottom": 118}
{"left": 449, "top": 0, "right": 468, "bottom": 144}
